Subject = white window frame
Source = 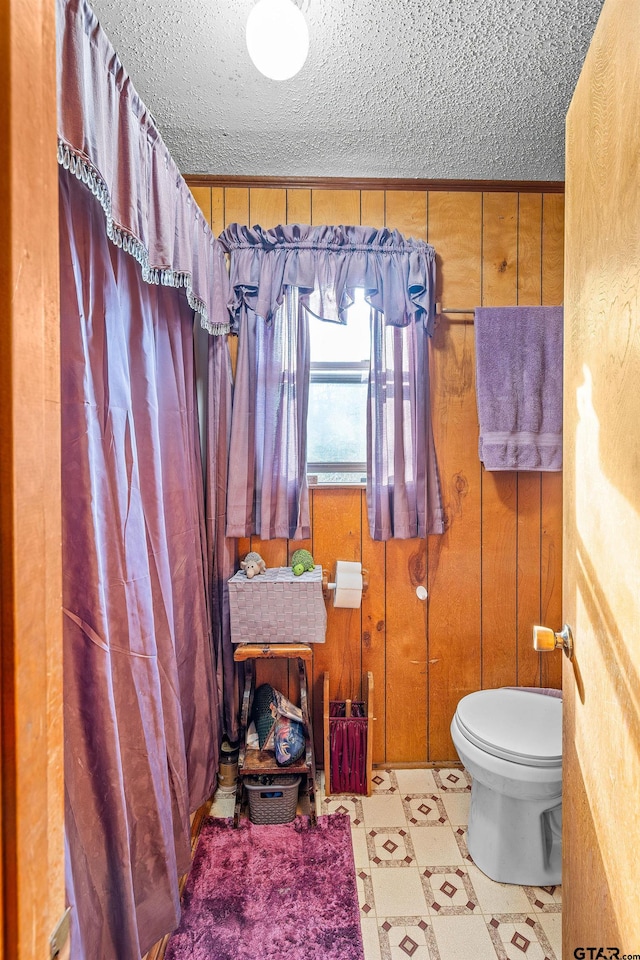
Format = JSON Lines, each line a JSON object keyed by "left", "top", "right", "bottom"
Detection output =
{"left": 306, "top": 296, "right": 370, "bottom": 485}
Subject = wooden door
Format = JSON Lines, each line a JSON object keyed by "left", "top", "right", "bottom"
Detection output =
{"left": 0, "top": 1, "right": 65, "bottom": 958}
{"left": 563, "top": 0, "right": 640, "bottom": 955}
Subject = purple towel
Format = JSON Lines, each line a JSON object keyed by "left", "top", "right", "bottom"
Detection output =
{"left": 475, "top": 306, "right": 563, "bottom": 471}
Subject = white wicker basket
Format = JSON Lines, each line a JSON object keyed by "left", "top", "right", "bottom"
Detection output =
{"left": 228, "top": 565, "right": 327, "bottom": 644}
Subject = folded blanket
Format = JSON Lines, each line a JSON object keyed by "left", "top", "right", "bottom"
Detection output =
{"left": 475, "top": 306, "right": 563, "bottom": 471}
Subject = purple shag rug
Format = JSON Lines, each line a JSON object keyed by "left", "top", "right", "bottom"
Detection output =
{"left": 164, "top": 814, "right": 364, "bottom": 960}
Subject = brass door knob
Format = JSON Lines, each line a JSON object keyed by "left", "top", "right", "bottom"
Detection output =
{"left": 533, "top": 624, "right": 574, "bottom": 660}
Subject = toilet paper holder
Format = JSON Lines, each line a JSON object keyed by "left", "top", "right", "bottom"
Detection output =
{"left": 322, "top": 565, "right": 369, "bottom": 602}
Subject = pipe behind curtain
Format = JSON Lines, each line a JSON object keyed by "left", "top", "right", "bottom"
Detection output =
{"left": 60, "top": 169, "right": 220, "bottom": 960}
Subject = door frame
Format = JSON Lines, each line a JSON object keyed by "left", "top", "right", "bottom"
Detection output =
{"left": 0, "top": 1, "right": 64, "bottom": 957}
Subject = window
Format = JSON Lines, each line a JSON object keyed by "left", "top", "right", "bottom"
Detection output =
{"left": 306, "top": 289, "right": 370, "bottom": 485}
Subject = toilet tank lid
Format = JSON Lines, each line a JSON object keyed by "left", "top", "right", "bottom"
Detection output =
{"left": 455, "top": 688, "right": 562, "bottom": 766}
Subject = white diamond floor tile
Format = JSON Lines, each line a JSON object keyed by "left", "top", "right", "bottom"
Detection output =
{"left": 394, "top": 768, "right": 439, "bottom": 795}
{"left": 371, "top": 867, "right": 431, "bottom": 916}
{"left": 466, "top": 863, "right": 534, "bottom": 914}
{"left": 362, "top": 793, "right": 409, "bottom": 828}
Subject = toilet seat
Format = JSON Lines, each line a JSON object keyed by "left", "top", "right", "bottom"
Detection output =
{"left": 454, "top": 688, "right": 562, "bottom": 768}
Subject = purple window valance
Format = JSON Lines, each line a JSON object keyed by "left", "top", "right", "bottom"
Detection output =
{"left": 221, "top": 222, "right": 445, "bottom": 542}
{"left": 215, "top": 223, "right": 437, "bottom": 333}
{"left": 56, "top": 0, "right": 229, "bottom": 335}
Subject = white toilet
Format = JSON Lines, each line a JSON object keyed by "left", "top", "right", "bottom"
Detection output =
{"left": 450, "top": 687, "right": 562, "bottom": 886}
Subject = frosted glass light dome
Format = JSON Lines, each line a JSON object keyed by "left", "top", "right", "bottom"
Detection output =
{"left": 246, "top": 0, "right": 309, "bottom": 81}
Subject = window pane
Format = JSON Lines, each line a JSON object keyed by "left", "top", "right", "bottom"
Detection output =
{"left": 307, "top": 289, "right": 370, "bottom": 362}
{"left": 307, "top": 380, "right": 367, "bottom": 464}
{"left": 307, "top": 289, "right": 370, "bottom": 483}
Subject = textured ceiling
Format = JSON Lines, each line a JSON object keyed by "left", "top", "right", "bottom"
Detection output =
{"left": 89, "top": 0, "right": 605, "bottom": 181}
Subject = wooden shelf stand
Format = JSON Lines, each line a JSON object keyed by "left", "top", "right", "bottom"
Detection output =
{"left": 232, "top": 643, "right": 318, "bottom": 827}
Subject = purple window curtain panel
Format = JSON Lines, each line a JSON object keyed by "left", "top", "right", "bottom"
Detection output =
{"left": 206, "top": 332, "right": 241, "bottom": 740}
{"left": 368, "top": 312, "right": 445, "bottom": 539}
{"left": 57, "top": 0, "right": 230, "bottom": 336}
{"left": 227, "top": 286, "right": 311, "bottom": 540}
{"left": 215, "top": 223, "right": 445, "bottom": 540}
{"left": 60, "top": 169, "right": 220, "bottom": 959}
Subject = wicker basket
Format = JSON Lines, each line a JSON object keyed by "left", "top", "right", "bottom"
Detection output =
{"left": 228, "top": 565, "right": 326, "bottom": 644}
{"left": 244, "top": 775, "right": 301, "bottom": 824}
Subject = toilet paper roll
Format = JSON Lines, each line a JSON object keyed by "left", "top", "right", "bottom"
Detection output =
{"left": 333, "top": 560, "right": 363, "bottom": 608}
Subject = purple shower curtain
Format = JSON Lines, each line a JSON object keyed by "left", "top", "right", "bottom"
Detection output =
{"left": 60, "top": 169, "right": 219, "bottom": 959}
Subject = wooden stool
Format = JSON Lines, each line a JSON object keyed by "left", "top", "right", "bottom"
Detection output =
{"left": 233, "top": 643, "right": 317, "bottom": 827}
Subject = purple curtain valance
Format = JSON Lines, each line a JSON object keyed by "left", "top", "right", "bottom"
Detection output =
{"left": 57, "top": 0, "right": 229, "bottom": 335}
{"left": 216, "top": 223, "right": 437, "bottom": 333}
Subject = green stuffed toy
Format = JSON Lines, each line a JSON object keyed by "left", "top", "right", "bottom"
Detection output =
{"left": 291, "top": 548, "right": 315, "bottom": 576}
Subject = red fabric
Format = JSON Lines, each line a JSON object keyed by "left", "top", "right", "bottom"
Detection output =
{"left": 329, "top": 717, "right": 369, "bottom": 795}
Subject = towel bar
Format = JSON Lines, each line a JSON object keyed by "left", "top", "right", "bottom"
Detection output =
{"left": 435, "top": 302, "right": 475, "bottom": 322}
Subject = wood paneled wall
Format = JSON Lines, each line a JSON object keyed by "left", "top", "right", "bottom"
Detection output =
{"left": 189, "top": 181, "right": 564, "bottom": 764}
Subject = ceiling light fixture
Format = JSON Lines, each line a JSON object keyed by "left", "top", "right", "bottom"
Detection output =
{"left": 246, "top": 0, "right": 309, "bottom": 82}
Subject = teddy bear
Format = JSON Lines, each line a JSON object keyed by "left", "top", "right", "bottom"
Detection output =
{"left": 240, "top": 551, "right": 267, "bottom": 579}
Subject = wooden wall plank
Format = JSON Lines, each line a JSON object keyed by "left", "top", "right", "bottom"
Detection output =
{"left": 542, "top": 194, "right": 565, "bottom": 306}
{"left": 360, "top": 491, "right": 386, "bottom": 763}
{"left": 311, "top": 489, "right": 362, "bottom": 765}
{"left": 540, "top": 472, "right": 563, "bottom": 689}
{"left": 540, "top": 192, "right": 565, "bottom": 689}
{"left": 516, "top": 192, "right": 543, "bottom": 686}
{"left": 385, "top": 538, "right": 428, "bottom": 762}
{"left": 286, "top": 189, "right": 311, "bottom": 224}
{"left": 237, "top": 537, "right": 252, "bottom": 564}
{"left": 427, "top": 192, "right": 483, "bottom": 760}
{"left": 361, "top": 190, "right": 385, "bottom": 228}
{"left": 383, "top": 189, "right": 429, "bottom": 760}
{"left": 517, "top": 473, "right": 542, "bottom": 686}
{"left": 224, "top": 187, "right": 249, "bottom": 227}
{"left": 385, "top": 191, "right": 427, "bottom": 240}
{"left": 249, "top": 188, "right": 286, "bottom": 229}
{"left": 381, "top": 189, "right": 430, "bottom": 760}
{"left": 311, "top": 189, "right": 360, "bottom": 227}
{"left": 480, "top": 193, "right": 518, "bottom": 690}
{"left": 211, "top": 188, "right": 224, "bottom": 237}
{"left": 482, "top": 192, "right": 518, "bottom": 304}
{"left": 480, "top": 469, "right": 518, "bottom": 689}
{"left": 190, "top": 186, "right": 211, "bottom": 225}
{"left": 517, "top": 193, "right": 543, "bottom": 306}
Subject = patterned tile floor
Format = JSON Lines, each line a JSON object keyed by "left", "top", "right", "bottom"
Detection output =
{"left": 209, "top": 767, "right": 562, "bottom": 960}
